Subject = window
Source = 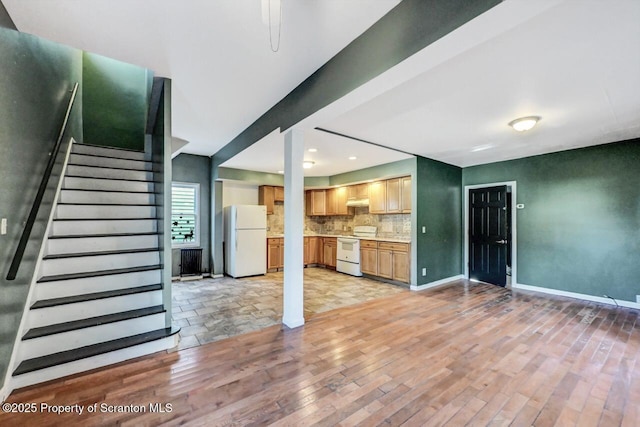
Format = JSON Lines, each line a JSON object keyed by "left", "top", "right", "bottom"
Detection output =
{"left": 171, "top": 182, "right": 199, "bottom": 247}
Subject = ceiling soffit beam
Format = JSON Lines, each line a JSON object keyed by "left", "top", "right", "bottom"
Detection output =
{"left": 212, "top": 0, "right": 501, "bottom": 167}
{"left": 0, "top": 0, "right": 17, "bottom": 30}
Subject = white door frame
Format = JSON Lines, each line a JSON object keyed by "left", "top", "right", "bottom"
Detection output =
{"left": 464, "top": 181, "right": 517, "bottom": 286}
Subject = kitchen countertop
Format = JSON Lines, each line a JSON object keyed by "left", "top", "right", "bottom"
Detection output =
{"left": 267, "top": 233, "right": 411, "bottom": 244}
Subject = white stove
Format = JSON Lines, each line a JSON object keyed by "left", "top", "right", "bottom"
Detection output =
{"left": 336, "top": 226, "right": 377, "bottom": 276}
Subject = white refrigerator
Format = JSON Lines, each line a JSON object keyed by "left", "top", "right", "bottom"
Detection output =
{"left": 224, "top": 205, "right": 267, "bottom": 278}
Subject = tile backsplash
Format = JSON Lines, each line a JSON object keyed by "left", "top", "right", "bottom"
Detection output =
{"left": 268, "top": 203, "right": 411, "bottom": 239}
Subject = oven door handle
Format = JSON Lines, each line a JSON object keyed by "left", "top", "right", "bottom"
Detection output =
{"left": 338, "top": 238, "right": 359, "bottom": 244}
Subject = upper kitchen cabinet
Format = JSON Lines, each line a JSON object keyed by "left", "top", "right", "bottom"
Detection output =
{"left": 401, "top": 176, "right": 411, "bottom": 213}
{"left": 369, "top": 176, "right": 411, "bottom": 214}
{"left": 274, "top": 186, "right": 284, "bottom": 202}
{"left": 327, "top": 187, "right": 352, "bottom": 216}
{"left": 347, "top": 183, "right": 369, "bottom": 202}
{"left": 368, "top": 181, "right": 387, "bottom": 214}
{"left": 386, "top": 178, "right": 401, "bottom": 213}
{"left": 305, "top": 189, "right": 326, "bottom": 216}
{"left": 259, "top": 185, "right": 284, "bottom": 215}
{"left": 306, "top": 188, "right": 353, "bottom": 216}
{"left": 259, "top": 185, "right": 275, "bottom": 215}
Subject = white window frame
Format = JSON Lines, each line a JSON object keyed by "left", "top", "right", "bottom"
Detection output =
{"left": 171, "top": 182, "right": 200, "bottom": 248}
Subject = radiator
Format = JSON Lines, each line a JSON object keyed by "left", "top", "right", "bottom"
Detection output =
{"left": 180, "top": 248, "right": 203, "bottom": 277}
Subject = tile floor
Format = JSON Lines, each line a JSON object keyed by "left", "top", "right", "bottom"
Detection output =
{"left": 171, "top": 267, "right": 407, "bottom": 350}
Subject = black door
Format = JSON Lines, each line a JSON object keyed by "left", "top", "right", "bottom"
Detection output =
{"left": 469, "top": 185, "right": 508, "bottom": 286}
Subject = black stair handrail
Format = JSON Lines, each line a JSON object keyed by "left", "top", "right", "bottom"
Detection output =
{"left": 6, "top": 82, "right": 79, "bottom": 281}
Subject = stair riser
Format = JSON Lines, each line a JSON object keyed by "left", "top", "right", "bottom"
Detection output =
{"left": 35, "top": 270, "right": 162, "bottom": 300}
{"left": 40, "top": 252, "right": 160, "bottom": 276}
{"left": 59, "top": 190, "right": 155, "bottom": 205}
{"left": 69, "top": 154, "right": 152, "bottom": 171}
{"left": 66, "top": 165, "right": 153, "bottom": 181}
{"left": 52, "top": 220, "right": 157, "bottom": 235}
{"left": 11, "top": 334, "right": 179, "bottom": 391}
{"left": 72, "top": 144, "right": 146, "bottom": 161}
{"left": 55, "top": 204, "right": 157, "bottom": 219}
{"left": 18, "top": 313, "right": 165, "bottom": 361}
{"left": 64, "top": 177, "right": 154, "bottom": 193}
{"left": 46, "top": 235, "right": 159, "bottom": 255}
{"left": 28, "top": 291, "right": 163, "bottom": 329}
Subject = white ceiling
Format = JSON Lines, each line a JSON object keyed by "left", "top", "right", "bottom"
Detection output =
{"left": 5, "top": 0, "right": 640, "bottom": 174}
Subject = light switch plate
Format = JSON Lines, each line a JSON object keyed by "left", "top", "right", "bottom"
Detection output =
{"left": 1, "top": 218, "right": 7, "bottom": 235}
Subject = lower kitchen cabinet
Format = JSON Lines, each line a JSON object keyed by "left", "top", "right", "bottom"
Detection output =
{"left": 360, "top": 240, "right": 378, "bottom": 275}
{"left": 306, "top": 237, "right": 320, "bottom": 265}
{"left": 322, "top": 237, "right": 337, "bottom": 268}
{"left": 360, "top": 240, "right": 410, "bottom": 283}
{"left": 267, "top": 238, "right": 283, "bottom": 271}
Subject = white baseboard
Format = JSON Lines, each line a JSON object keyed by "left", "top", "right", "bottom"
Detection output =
{"left": 513, "top": 283, "right": 640, "bottom": 310}
{"left": 282, "top": 317, "right": 305, "bottom": 329}
{"left": 411, "top": 275, "right": 465, "bottom": 291}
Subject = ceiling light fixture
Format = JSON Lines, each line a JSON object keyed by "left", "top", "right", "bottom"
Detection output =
{"left": 303, "top": 161, "right": 315, "bottom": 169}
{"left": 277, "top": 170, "right": 284, "bottom": 174}
{"left": 308, "top": 148, "right": 317, "bottom": 152}
{"left": 348, "top": 156, "right": 357, "bottom": 160}
{"left": 508, "top": 116, "right": 540, "bottom": 132}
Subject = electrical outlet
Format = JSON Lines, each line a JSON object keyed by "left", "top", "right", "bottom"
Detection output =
{"left": 422, "top": 268, "right": 426, "bottom": 276}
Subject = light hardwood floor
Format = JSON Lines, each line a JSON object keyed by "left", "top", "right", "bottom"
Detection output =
{"left": 1, "top": 280, "right": 638, "bottom": 426}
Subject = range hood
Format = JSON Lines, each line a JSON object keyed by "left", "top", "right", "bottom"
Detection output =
{"left": 346, "top": 198, "right": 369, "bottom": 207}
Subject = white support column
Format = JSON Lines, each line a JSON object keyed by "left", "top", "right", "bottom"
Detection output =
{"left": 282, "top": 128, "right": 305, "bottom": 328}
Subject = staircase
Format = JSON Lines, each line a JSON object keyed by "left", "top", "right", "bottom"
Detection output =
{"left": 10, "top": 142, "right": 179, "bottom": 389}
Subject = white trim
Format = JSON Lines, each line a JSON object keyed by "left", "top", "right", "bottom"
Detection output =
{"left": 411, "top": 275, "right": 465, "bottom": 291}
{"left": 513, "top": 283, "right": 640, "bottom": 310}
{"left": 464, "top": 181, "right": 517, "bottom": 285}
{"left": 0, "top": 384, "right": 9, "bottom": 404}
{"left": 2, "top": 137, "right": 75, "bottom": 399}
{"left": 171, "top": 181, "right": 200, "bottom": 248}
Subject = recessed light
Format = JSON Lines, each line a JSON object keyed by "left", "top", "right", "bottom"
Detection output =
{"left": 471, "top": 144, "right": 493, "bottom": 152}
{"left": 308, "top": 148, "right": 317, "bottom": 152}
{"left": 277, "top": 170, "right": 284, "bottom": 174}
{"left": 348, "top": 156, "right": 357, "bottom": 160}
{"left": 508, "top": 116, "right": 540, "bottom": 132}
{"left": 303, "top": 161, "right": 315, "bottom": 169}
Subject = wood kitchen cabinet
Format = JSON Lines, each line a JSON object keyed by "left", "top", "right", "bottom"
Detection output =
{"left": 386, "top": 178, "right": 401, "bottom": 213}
{"left": 307, "top": 236, "right": 320, "bottom": 264}
{"left": 267, "top": 238, "right": 283, "bottom": 271}
{"left": 369, "top": 176, "right": 411, "bottom": 214}
{"left": 378, "top": 242, "right": 409, "bottom": 282}
{"left": 348, "top": 183, "right": 369, "bottom": 201}
{"left": 401, "top": 176, "right": 412, "bottom": 213}
{"left": 322, "top": 237, "right": 337, "bottom": 268}
{"left": 368, "top": 181, "right": 387, "bottom": 214}
{"left": 305, "top": 190, "right": 326, "bottom": 216}
{"left": 274, "top": 186, "right": 285, "bottom": 202}
{"left": 259, "top": 186, "right": 275, "bottom": 215}
{"left": 360, "top": 240, "right": 378, "bottom": 276}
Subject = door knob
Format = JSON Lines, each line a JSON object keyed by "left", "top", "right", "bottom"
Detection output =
{"left": 496, "top": 239, "right": 507, "bottom": 244}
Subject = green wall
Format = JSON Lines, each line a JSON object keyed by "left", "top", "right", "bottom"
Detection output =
{"left": 172, "top": 154, "right": 212, "bottom": 275}
{"left": 0, "top": 27, "right": 83, "bottom": 390}
{"left": 416, "top": 156, "right": 463, "bottom": 284}
{"left": 83, "top": 52, "right": 150, "bottom": 150}
{"left": 462, "top": 140, "right": 640, "bottom": 302}
{"left": 330, "top": 158, "right": 414, "bottom": 186}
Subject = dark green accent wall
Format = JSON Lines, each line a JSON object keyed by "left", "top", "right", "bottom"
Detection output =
{"left": 218, "top": 167, "right": 284, "bottom": 186}
{"left": 462, "top": 140, "right": 640, "bottom": 302}
{"left": 415, "top": 157, "right": 463, "bottom": 284}
{"left": 172, "top": 154, "right": 212, "bottom": 275}
{"left": 0, "top": 0, "right": 16, "bottom": 30}
{"left": 0, "top": 27, "right": 82, "bottom": 390}
{"left": 82, "top": 52, "right": 150, "bottom": 150}
{"left": 212, "top": 0, "right": 500, "bottom": 167}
